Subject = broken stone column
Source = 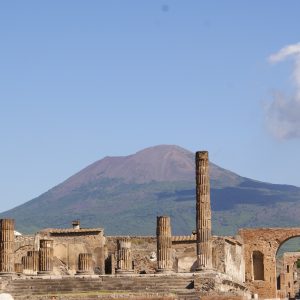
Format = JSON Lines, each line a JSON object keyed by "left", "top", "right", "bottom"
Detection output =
{"left": 38, "top": 239, "right": 53, "bottom": 275}
{"left": 22, "top": 255, "right": 33, "bottom": 274}
{"left": 116, "top": 237, "right": 133, "bottom": 274}
{"left": 156, "top": 216, "right": 173, "bottom": 273}
{"left": 0, "top": 219, "right": 15, "bottom": 275}
{"left": 28, "top": 250, "right": 39, "bottom": 273}
{"left": 195, "top": 151, "right": 212, "bottom": 270}
{"left": 14, "top": 263, "right": 23, "bottom": 274}
{"left": 77, "top": 253, "right": 93, "bottom": 274}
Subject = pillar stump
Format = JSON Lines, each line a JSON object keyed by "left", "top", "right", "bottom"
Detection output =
{"left": 22, "top": 255, "right": 33, "bottom": 275}
{"left": 116, "top": 237, "right": 133, "bottom": 274}
{"left": 28, "top": 250, "right": 39, "bottom": 273}
{"left": 77, "top": 253, "right": 93, "bottom": 275}
{"left": 156, "top": 216, "right": 173, "bottom": 273}
{"left": 195, "top": 151, "right": 212, "bottom": 271}
{"left": 38, "top": 239, "right": 53, "bottom": 275}
{"left": 14, "top": 263, "right": 23, "bottom": 274}
{"left": 0, "top": 219, "right": 15, "bottom": 275}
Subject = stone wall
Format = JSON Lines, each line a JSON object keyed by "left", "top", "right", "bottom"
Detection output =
{"left": 238, "top": 227, "right": 300, "bottom": 299}
{"left": 106, "top": 235, "right": 245, "bottom": 283}
{"left": 13, "top": 231, "right": 245, "bottom": 284}
{"left": 36, "top": 227, "right": 105, "bottom": 275}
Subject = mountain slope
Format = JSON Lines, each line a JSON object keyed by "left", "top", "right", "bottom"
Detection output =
{"left": 1, "top": 145, "right": 300, "bottom": 235}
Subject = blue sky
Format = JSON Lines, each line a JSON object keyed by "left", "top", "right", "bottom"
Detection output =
{"left": 1, "top": 1, "right": 300, "bottom": 212}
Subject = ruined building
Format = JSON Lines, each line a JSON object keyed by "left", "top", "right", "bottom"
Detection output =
{"left": 0, "top": 151, "right": 297, "bottom": 299}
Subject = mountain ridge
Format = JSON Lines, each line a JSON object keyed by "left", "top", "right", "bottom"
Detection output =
{"left": 1, "top": 144, "right": 300, "bottom": 235}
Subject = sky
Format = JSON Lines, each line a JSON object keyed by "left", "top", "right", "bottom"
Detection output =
{"left": 1, "top": 1, "right": 300, "bottom": 212}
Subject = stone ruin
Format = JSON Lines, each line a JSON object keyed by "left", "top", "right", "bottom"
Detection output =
{"left": 0, "top": 151, "right": 298, "bottom": 299}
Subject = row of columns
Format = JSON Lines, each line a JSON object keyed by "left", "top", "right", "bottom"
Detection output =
{"left": 0, "top": 219, "right": 174, "bottom": 275}
{"left": 0, "top": 150, "right": 212, "bottom": 275}
{"left": 115, "top": 151, "right": 212, "bottom": 274}
{"left": 0, "top": 219, "right": 94, "bottom": 275}
{"left": 114, "top": 216, "right": 173, "bottom": 274}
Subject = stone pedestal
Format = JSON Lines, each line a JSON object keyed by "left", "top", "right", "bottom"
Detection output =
{"left": 0, "top": 219, "right": 15, "bottom": 275}
{"left": 77, "top": 253, "right": 93, "bottom": 275}
{"left": 156, "top": 216, "right": 173, "bottom": 273}
{"left": 38, "top": 239, "right": 53, "bottom": 275}
{"left": 195, "top": 151, "right": 212, "bottom": 271}
{"left": 116, "top": 237, "right": 133, "bottom": 274}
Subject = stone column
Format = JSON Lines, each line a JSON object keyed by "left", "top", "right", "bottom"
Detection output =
{"left": 116, "top": 237, "right": 133, "bottom": 274}
{"left": 156, "top": 216, "right": 173, "bottom": 273}
{"left": 77, "top": 253, "right": 93, "bottom": 274}
{"left": 28, "top": 250, "right": 39, "bottom": 273}
{"left": 195, "top": 151, "right": 212, "bottom": 270}
{"left": 0, "top": 219, "right": 15, "bottom": 275}
{"left": 38, "top": 239, "right": 53, "bottom": 275}
{"left": 22, "top": 255, "right": 33, "bottom": 273}
{"left": 14, "top": 263, "right": 23, "bottom": 274}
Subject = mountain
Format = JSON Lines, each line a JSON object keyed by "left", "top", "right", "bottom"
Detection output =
{"left": 1, "top": 145, "right": 300, "bottom": 236}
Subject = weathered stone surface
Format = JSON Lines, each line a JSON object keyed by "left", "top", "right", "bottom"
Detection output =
{"left": 195, "top": 151, "right": 212, "bottom": 271}
{"left": 0, "top": 219, "right": 15, "bottom": 275}
{"left": 38, "top": 239, "right": 53, "bottom": 275}
{"left": 156, "top": 216, "right": 173, "bottom": 273}
{"left": 201, "top": 297, "right": 247, "bottom": 300}
{"left": 238, "top": 227, "right": 300, "bottom": 299}
{"left": 77, "top": 253, "right": 93, "bottom": 274}
{"left": 36, "top": 226, "right": 105, "bottom": 275}
{"left": 116, "top": 237, "right": 133, "bottom": 274}
{"left": 277, "top": 251, "right": 300, "bottom": 298}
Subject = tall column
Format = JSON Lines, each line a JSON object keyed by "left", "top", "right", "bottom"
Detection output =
{"left": 38, "top": 239, "right": 53, "bottom": 275}
{"left": 195, "top": 151, "right": 212, "bottom": 270}
{"left": 116, "top": 237, "right": 133, "bottom": 274}
{"left": 0, "top": 219, "right": 15, "bottom": 275}
{"left": 156, "top": 216, "right": 173, "bottom": 273}
{"left": 77, "top": 253, "right": 93, "bottom": 274}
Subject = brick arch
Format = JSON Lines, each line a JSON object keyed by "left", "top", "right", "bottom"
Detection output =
{"left": 238, "top": 228, "right": 300, "bottom": 299}
{"left": 276, "top": 235, "right": 300, "bottom": 256}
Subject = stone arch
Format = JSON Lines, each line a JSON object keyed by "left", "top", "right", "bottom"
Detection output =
{"left": 14, "top": 244, "right": 34, "bottom": 264}
{"left": 275, "top": 234, "right": 300, "bottom": 256}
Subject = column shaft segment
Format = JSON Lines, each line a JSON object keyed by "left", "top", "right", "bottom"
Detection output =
{"left": 38, "top": 239, "right": 53, "bottom": 275}
{"left": 156, "top": 216, "right": 173, "bottom": 273}
{"left": 116, "top": 237, "right": 133, "bottom": 274}
{"left": 77, "top": 253, "right": 93, "bottom": 274}
{"left": 195, "top": 151, "right": 212, "bottom": 270}
{"left": 0, "top": 219, "right": 15, "bottom": 275}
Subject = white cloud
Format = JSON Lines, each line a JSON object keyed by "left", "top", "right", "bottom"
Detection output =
{"left": 266, "top": 42, "right": 300, "bottom": 139}
{"left": 269, "top": 43, "right": 300, "bottom": 63}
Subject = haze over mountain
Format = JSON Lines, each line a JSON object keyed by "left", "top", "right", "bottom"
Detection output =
{"left": 2, "top": 145, "right": 300, "bottom": 235}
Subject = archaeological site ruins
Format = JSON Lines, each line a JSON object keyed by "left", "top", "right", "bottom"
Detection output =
{"left": 0, "top": 151, "right": 298, "bottom": 299}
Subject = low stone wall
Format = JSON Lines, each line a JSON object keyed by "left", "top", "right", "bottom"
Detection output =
{"left": 106, "top": 235, "right": 245, "bottom": 283}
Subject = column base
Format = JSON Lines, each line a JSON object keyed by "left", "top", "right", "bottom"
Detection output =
{"left": 195, "top": 267, "right": 213, "bottom": 272}
{"left": 155, "top": 268, "right": 174, "bottom": 274}
{"left": 0, "top": 272, "right": 15, "bottom": 277}
{"left": 37, "top": 271, "right": 52, "bottom": 275}
{"left": 116, "top": 269, "right": 134, "bottom": 275}
{"left": 76, "top": 270, "right": 93, "bottom": 275}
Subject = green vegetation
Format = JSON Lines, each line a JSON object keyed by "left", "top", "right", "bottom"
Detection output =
{"left": 1, "top": 176, "right": 300, "bottom": 236}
